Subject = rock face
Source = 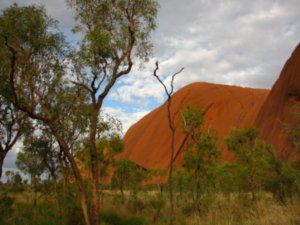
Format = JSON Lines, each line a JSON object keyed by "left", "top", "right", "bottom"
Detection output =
{"left": 121, "top": 43, "right": 300, "bottom": 170}
{"left": 121, "top": 82, "right": 268, "bottom": 170}
{"left": 255, "top": 43, "right": 300, "bottom": 160}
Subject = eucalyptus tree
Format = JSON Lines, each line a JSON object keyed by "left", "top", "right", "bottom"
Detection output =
{"left": 67, "top": 1, "right": 158, "bottom": 224}
{"left": 181, "top": 105, "right": 219, "bottom": 211}
{"left": 0, "top": 4, "right": 91, "bottom": 224}
{"left": 226, "top": 127, "right": 275, "bottom": 201}
{"left": 0, "top": 55, "right": 27, "bottom": 178}
{"left": 0, "top": 96, "right": 26, "bottom": 178}
{"left": 0, "top": 1, "right": 158, "bottom": 224}
{"left": 16, "top": 138, "right": 48, "bottom": 206}
{"left": 78, "top": 114, "right": 124, "bottom": 185}
{"left": 22, "top": 126, "right": 61, "bottom": 193}
{"left": 112, "top": 159, "right": 139, "bottom": 204}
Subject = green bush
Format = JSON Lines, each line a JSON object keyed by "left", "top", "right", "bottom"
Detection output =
{"left": 0, "top": 194, "right": 14, "bottom": 224}
{"left": 100, "top": 212, "right": 145, "bottom": 225}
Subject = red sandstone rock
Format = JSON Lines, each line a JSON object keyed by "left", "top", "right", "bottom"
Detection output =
{"left": 121, "top": 82, "right": 268, "bottom": 170}
{"left": 255, "top": 43, "right": 300, "bottom": 160}
{"left": 120, "top": 43, "right": 300, "bottom": 170}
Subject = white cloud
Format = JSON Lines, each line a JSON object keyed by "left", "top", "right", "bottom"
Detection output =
{"left": 103, "top": 107, "right": 150, "bottom": 134}
{"left": 107, "top": 0, "right": 300, "bottom": 106}
{"left": 149, "top": 0, "right": 300, "bottom": 90}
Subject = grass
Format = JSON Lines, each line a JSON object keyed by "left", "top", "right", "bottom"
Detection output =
{"left": 0, "top": 186, "right": 299, "bottom": 225}
{"left": 99, "top": 190, "right": 300, "bottom": 225}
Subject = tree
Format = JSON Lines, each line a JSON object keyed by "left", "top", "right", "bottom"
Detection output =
{"left": 0, "top": 94, "right": 26, "bottom": 178}
{"left": 173, "top": 168, "right": 193, "bottom": 201}
{"left": 5, "top": 170, "right": 16, "bottom": 184}
{"left": 181, "top": 104, "right": 205, "bottom": 140}
{"left": 12, "top": 172, "right": 22, "bottom": 186}
{"left": 0, "top": 2, "right": 158, "bottom": 225}
{"left": 183, "top": 131, "right": 219, "bottom": 192}
{"left": 112, "top": 159, "right": 139, "bottom": 204}
{"left": 78, "top": 114, "right": 124, "bottom": 185}
{"left": 16, "top": 142, "right": 47, "bottom": 206}
{"left": 0, "top": 3, "right": 90, "bottom": 221}
{"left": 112, "top": 158, "right": 147, "bottom": 207}
{"left": 264, "top": 157, "right": 300, "bottom": 203}
{"left": 225, "top": 127, "right": 275, "bottom": 201}
{"left": 22, "top": 127, "right": 61, "bottom": 195}
{"left": 153, "top": 62, "right": 184, "bottom": 225}
{"left": 181, "top": 104, "right": 219, "bottom": 213}
{"left": 66, "top": 1, "right": 158, "bottom": 224}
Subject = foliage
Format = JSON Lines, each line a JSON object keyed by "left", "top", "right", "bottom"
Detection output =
{"left": 147, "top": 193, "right": 166, "bottom": 223}
{"left": 16, "top": 135, "right": 49, "bottom": 205}
{"left": 0, "top": 1, "right": 159, "bottom": 224}
{"left": 112, "top": 159, "right": 146, "bottom": 204}
{"left": 225, "top": 126, "right": 276, "bottom": 200}
{"left": 214, "top": 163, "right": 240, "bottom": 194}
{"left": 0, "top": 83, "right": 27, "bottom": 178}
{"left": 16, "top": 140, "right": 47, "bottom": 180}
{"left": 100, "top": 211, "right": 145, "bottom": 225}
{"left": 0, "top": 193, "right": 14, "bottom": 224}
{"left": 173, "top": 169, "right": 194, "bottom": 199}
{"left": 182, "top": 129, "right": 220, "bottom": 196}
{"left": 78, "top": 114, "right": 124, "bottom": 182}
{"left": 287, "top": 104, "right": 300, "bottom": 152}
{"left": 264, "top": 158, "right": 300, "bottom": 203}
{"left": 181, "top": 104, "right": 220, "bottom": 215}
{"left": 68, "top": 0, "right": 158, "bottom": 71}
{"left": 181, "top": 104, "right": 205, "bottom": 139}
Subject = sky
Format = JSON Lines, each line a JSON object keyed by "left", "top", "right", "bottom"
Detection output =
{"left": 1, "top": 0, "right": 300, "bottom": 178}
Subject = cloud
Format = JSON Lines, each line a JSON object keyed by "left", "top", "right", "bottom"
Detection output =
{"left": 150, "top": 0, "right": 300, "bottom": 89}
{"left": 1, "top": 0, "right": 300, "bottom": 127}
{"left": 103, "top": 107, "right": 150, "bottom": 134}
{"left": 106, "top": 0, "right": 300, "bottom": 107}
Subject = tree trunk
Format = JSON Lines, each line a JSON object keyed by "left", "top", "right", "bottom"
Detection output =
{"left": 89, "top": 106, "right": 100, "bottom": 225}
{"left": 58, "top": 158, "right": 68, "bottom": 198}
{"left": 32, "top": 176, "right": 38, "bottom": 207}
{"left": 50, "top": 124, "right": 92, "bottom": 225}
{"left": 120, "top": 183, "right": 125, "bottom": 204}
{"left": 90, "top": 153, "right": 100, "bottom": 225}
{"left": 167, "top": 97, "right": 175, "bottom": 225}
{"left": 153, "top": 63, "right": 183, "bottom": 225}
{"left": 0, "top": 154, "right": 4, "bottom": 179}
{"left": 50, "top": 170, "right": 60, "bottom": 211}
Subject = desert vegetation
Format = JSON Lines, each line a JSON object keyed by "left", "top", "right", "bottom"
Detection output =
{"left": 0, "top": 104, "right": 299, "bottom": 225}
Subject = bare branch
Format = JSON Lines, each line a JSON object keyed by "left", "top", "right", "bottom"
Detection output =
{"left": 152, "top": 61, "right": 184, "bottom": 225}
{"left": 153, "top": 61, "right": 184, "bottom": 96}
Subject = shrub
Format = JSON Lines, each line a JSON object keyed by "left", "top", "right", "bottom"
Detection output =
{"left": 100, "top": 212, "right": 145, "bottom": 225}
{"left": 0, "top": 194, "right": 14, "bottom": 224}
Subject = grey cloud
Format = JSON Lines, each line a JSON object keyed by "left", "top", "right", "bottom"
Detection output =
{"left": 149, "top": 0, "right": 300, "bottom": 91}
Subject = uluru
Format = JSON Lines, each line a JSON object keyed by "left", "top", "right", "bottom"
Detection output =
{"left": 121, "top": 43, "right": 300, "bottom": 170}
{"left": 255, "top": 43, "right": 300, "bottom": 161}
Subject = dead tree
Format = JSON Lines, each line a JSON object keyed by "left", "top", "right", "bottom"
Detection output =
{"left": 153, "top": 61, "right": 184, "bottom": 225}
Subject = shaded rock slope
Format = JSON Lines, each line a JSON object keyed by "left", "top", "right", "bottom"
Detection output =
{"left": 255, "top": 43, "right": 300, "bottom": 160}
